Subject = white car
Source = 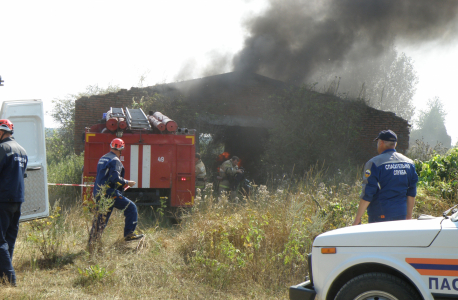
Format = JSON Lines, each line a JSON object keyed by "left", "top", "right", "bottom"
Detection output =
{"left": 289, "top": 210, "right": 458, "bottom": 300}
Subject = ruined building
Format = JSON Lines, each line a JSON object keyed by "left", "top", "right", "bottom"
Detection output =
{"left": 74, "top": 72, "right": 410, "bottom": 178}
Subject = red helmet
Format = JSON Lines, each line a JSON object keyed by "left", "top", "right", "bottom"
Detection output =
{"left": 110, "top": 138, "right": 125, "bottom": 151}
{"left": 0, "top": 119, "right": 13, "bottom": 134}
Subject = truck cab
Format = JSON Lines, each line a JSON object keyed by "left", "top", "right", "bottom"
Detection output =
{"left": 0, "top": 100, "right": 49, "bottom": 221}
{"left": 290, "top": 211, "right": 458, "bottom": 300}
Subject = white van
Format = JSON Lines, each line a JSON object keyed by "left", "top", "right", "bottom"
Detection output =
{"left": 0, "top": 100, "right": 49, "bottom": 221}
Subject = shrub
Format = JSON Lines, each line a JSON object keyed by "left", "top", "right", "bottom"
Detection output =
{"left": 415, "top": 148, "right": 458, "bottom": 199}
{"left": 26, "top": 201, "right": 65, "bottom": 265}
{"left": 47, "top": 153, "right": 84, "bottom": 206}
{"left": 76, "top": 264, "right": 114, "bottom": 286}
{"left": 179, "top": 171, "right": 361, "bottom": 291}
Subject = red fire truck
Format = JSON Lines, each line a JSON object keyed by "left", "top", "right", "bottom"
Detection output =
{"left": 82, "top": 107, "right": 195, "bottom": 211}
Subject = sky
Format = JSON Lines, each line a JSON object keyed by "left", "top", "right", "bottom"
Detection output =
{"left": 1, "top": 0, "right": 458, "bottom": 143}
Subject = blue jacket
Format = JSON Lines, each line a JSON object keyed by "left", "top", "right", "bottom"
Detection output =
{"left": 93, "top": 151, "right": 128, "bottom": 199}
{"left": 360, "top": 149, "right": 418, "bottom": 218}
{"left": 0, "top": 137, "right": 28, "bottom": 203}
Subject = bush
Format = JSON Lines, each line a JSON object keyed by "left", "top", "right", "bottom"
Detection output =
{"left": 179, "top": 169, "right": 362, "bottom": 291}
{"left": 76, "top": 264, "right": 114, "bottom": 286}
{"left": 415, "top": 148, "right": 458, "bottom": 199}
{"left": 47, "top": 153, "right": 84, "bottom": 206}
{"left": 26, "top": 202, "right": 65, "bottom": 266}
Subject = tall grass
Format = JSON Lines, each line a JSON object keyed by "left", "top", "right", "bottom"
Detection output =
{"left": 3, "top": 164, "right": 453, "bottom": 299}
{"left": 47, "top": 153, "right": 84, "bottom": 207}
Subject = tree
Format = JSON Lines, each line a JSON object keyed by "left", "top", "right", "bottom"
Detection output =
{"left": 410, "top": 97, "right": 451, "bottom": 149}
{"left": 312, "top": 49, "right": 418, "bottom": 121}
{"left": 365, "top": 51, "right": 418, "bottom": 121}
{"left": 47, "top": 84, "right": 120, "bottom": 165}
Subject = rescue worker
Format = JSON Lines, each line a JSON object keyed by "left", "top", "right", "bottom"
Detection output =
{"left": 195, "top": 153, "right": 206, "bottom": 192}
{"left": 0, "top": 119, "right": 27, "bottom": 286}
{"left": 219, "top": 156, "right": 243, "bottom": 199}
{"left": 89, "top": 138, "right": 144, "bottom": 243}
{"left": 353, "top": 130, "right": 418, "bottom": 225}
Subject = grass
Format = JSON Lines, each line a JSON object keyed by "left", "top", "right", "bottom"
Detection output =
{"left": 2, "top": 172, "right": 454, "bottom": 299}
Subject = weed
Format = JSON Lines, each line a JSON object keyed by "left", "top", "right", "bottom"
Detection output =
{"left": 86, "top": 184, "right": 115, "bottom": 253}
{"left": 26, "top": 201, "right": 65, "bottom": 266}
{"left": 76, "top": 264, "right": 114, "bottom": 286}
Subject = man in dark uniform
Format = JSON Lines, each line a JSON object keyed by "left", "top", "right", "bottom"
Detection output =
{"left": 0, "top": 119, "right": 27, "bottom": 286}
{"left": 89, "top": 138, "right": 143, "bottom": 243}
{"left": 353, "top": 130, "right": 418, "bottom": 225}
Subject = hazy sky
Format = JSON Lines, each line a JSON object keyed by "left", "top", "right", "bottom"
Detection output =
{"left": 1, "top": 1, "right": 457, "bottom": 143}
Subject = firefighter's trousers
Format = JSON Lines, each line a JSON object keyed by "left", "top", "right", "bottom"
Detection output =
{"left": 91, "top": 195, "right": 138, "bottom": 238}
{"left": 0, "top": 202, "right": 21, "bottom": 285}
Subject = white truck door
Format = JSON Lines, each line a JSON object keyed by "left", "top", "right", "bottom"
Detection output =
{"left": 0, "top": 100, "right": 49, "bottom": 221}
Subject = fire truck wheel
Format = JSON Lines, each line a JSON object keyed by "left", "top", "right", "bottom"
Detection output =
{"left": 334, "top": 272, "right": 421, "bottom": 300}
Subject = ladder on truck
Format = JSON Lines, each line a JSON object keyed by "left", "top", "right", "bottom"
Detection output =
{"left": 109, "top": 107, "right": 125, "bottom": 118}
{"left": 125, "top": 108, "right": 151, "bottom": 130}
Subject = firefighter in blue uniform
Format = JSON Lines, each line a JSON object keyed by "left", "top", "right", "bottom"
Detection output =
{"left": 89, "top": 138, "right": 143, "bottom": 243}
{"left": 353, "top": 130, "right": 419, "bottom": 225}
{"left": 0, "top": 119, "right": 27, "bottom": 286}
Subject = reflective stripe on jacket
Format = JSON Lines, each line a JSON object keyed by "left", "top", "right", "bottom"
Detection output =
{"left": 219, "top": 160, "right": 238, "bottom": 190}
{"left": 195, "top": 159, "right": 206, "bottom": 179}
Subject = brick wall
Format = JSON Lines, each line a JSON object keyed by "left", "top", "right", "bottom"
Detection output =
{"left": 74, "top": 88, "right": 146, "bottom": 153}
{"left": 358, "top": 106, "right": 410, "bottom": 162}
{"left": 74, "top": 72, "right": 411, "bottom": 165}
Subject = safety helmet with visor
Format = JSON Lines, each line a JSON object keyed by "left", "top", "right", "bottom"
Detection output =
{"left": 0, "top": 119, "right": 14, "bottom": 134}
{"left": 110, "top": 138, "right": 125, "bottom": 151}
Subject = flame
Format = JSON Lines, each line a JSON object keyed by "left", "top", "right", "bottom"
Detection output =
{"left": 217, "top": 152, "right": 230, "bottom": 162}
{"left": 217, "top": 152, "right": 243, "bottom": 168}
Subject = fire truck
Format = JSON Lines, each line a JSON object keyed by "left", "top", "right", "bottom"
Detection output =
{"left": 82, "top": 107, "right": 195, "bottom": 212}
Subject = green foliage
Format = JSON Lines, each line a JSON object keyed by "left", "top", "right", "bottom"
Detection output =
{"left": 131, "top": 91, "right": 194, "bottom": 128}
{"left": 181, "top": 171, "right": 363, "bottom": 291}
{"left": 76, "top": 264, "right": 114, "bottom": 286}
{"left": 156, "top": 196, "right": 168, "bottom": 219}
{"left": 415, "top": 148, "right": 458, "bottom": 198}
{"left": 26, "top": 202, "right": 65, "bottom": 264}
{"left": 9, "top": 159, "right": 458, "bottom": 298}
{"left": 47, "top": 153, "right": 84, "bottom": 205}
{"left": 369, "top": 51, "right": 418, "bottom": 121}
{"left": 46, "top": 84, "right": 121, "bottom": 206}
{"left": 313, "top": 49, "right": 418, "bottom": 121}
{"left": 47, "top": 84, "right": 121, "bottom": 164}
{"left": 86, "top": 184, "right": 117, "bottom": 254}
{"left": 410, "top": 97, "right": 451, "bottom": 148}
{"left": 187, "top": 211, "right": 269, "bottom": 289}
{"left": 407, "top": 138, "right": 449, "bottom": 162}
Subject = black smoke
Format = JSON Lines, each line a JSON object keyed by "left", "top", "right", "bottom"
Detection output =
{"left": 233, "top": 0, "right": 458, "bottom": 84}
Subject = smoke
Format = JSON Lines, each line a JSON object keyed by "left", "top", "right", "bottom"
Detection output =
{"left": 233, "top": 0, "right": 458, "bottom": 83}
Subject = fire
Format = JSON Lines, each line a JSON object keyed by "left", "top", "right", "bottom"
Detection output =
{"left": 217, "top": 152, "right": 230, "bottom": 162}
{"left": 217, "top": 152, "right": 242, "bottom": 167}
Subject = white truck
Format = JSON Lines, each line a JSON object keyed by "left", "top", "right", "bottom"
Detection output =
{"left": 0, "top": 100, "right": 49, "bottom": 221}
{"left": 289, "top": 211, "right": 458, "bottom": 300}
